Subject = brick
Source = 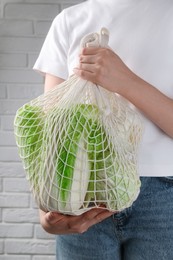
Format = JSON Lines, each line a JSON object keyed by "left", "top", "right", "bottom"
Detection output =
{"left": 0, "top": 85, "right": 7, "bottom": 99}
{"left": 0, "top": 193, "right": 30, "bottom": 207}
{"left": 0, "top": 131, "right": 16, "bottom": 146}
{"left": 0, "top": 20, "right": 33, "bottom": 36}
{"left": 61, "top": 3, "right": 79, "bottom": 10}
{"left": 0, "top": 2, "right": 2, "bottom": 18}
{"left": 0, "top": 240, "right": 4, "bottom": 254}
{"left": 26, "top": 0, "right": 64, "bottom": 2}
{"left": 31, "top": 196, "right": 40, "bottom": 209}
{"left": 61, "top": 0, "right": 85, "bottom": 10}
{"left": 0, "top": 53, "right": 27, "bottom": 68}
{"left": 0, "top": 147, "right": 20, "bottom": 161}
{"left": 35, "top": 225, "right": 55, "bottom": 240}
{"left": 4, "top": 177, "right": 30, "bottom": 192}
{"left": 1, "top": 116, "right": 15, "bottom": 131}
{"left": 0, "top": 69, "right": 42, "bottom": 84}
{"left": 28, "top": 53, "right": 39, "bottom": 68}
{"left": 0, "top": 100, "right": 30, "bottom": 115}
{"left": 5, "top": 3, "right": 60, "bottom": 20}
{"left": 0, "top": 177, "right": 3, "bottom": 191}
{"left": 3, "top": 208, "right": 39, "bottom": 223}
{"left": 33, "top": 256, "right": 55, "bottom": 260}
{"left": 0, "top": 256, "right": 31, "bottom": 260}
{"left": 26, "top": 0, "right": 82, "bottom": 2}
{"left": 0, "top": 37, "right": 44, "bottom": 52}
{"left": 34, "top": 21, "right": 51, "bottom": 36}
{"left": 0, "top": 224, "right": 33, "bottom": 238}
{"left": 0, "top": 178, "right": 2, "bottom": 192}
{"left": 0, "top": 0, "right": 3, "bottom": 17}
{"left": 7, "top": 84, "right": 43, "bottom": 99}
{"left": 0, "top": 209, "right": 1, "bottom": 222}
{"left": 0, "top": 162, "right": 25, "bottom": 178}
{"left": 1, "top": 0, "right": 26, "bottom": 3}
{"left": 5, "top": 239, "right": 55, "bottom": 254}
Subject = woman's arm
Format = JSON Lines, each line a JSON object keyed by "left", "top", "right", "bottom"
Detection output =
{"left": 44, "top": 73, "right": 65, "bottom": 93}
{"left": 74, "top": 48, "right": 173, "bottom": 138}
{"left": 39, "top": 72, "right": 114, "bottom": 235}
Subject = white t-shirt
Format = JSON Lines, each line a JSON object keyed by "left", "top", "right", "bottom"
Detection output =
{"left": 33, "top": 0, "right": 173, "bottom": 177}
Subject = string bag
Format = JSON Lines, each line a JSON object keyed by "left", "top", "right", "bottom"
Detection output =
{"left": 14, "top": 28, "right": 143, "bottom": 215}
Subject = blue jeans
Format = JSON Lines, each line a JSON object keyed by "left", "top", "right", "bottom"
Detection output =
{"left": 56, "top": 177, "right": 173, "bottom": 259}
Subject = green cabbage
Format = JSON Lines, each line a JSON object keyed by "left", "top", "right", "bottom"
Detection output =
{"left": 14, "top": 104, "right": 44, "bottom": 193}
{"left": 55, "top": 104, "right": 99, "bottom": 211}
{"left": 14, "top": 103, "right": 140, "bottom": 213}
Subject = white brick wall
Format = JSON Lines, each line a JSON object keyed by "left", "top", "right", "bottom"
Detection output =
{"left": 0, "top": 0, "right": 84, "bottom": 259}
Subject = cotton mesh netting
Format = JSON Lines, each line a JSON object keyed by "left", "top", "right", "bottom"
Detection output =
{"left": 14, "top": 28, "right": 143, "bottom": 215}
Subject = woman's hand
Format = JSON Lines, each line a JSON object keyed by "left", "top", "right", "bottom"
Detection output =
{"left": 73, "top": 47, "right": 137, "bottom": 94}
{"left": 74, "top": 47, "right": 173, "bottom": 137}
{"left": 39, "top": 208, "right": 114, "bottom": 235}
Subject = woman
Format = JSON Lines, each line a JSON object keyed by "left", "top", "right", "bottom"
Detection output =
{"left": 34, "top": 0, "right": 173, "bottom": 259}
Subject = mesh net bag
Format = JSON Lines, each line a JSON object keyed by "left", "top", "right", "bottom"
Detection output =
{"left": 14, "top": 28, "right": 143, "bottom": 215}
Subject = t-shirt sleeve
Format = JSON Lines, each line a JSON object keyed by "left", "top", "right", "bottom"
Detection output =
{"left": 33, "top": 10, "right": 69, "bottom": 80}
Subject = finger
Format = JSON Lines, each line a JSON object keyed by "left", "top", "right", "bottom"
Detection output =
{"left": 81, "top": 47, "right": 103, "bottom": 55}
{"left": 78, "top": 62, "right": 97, "bottom": 73}
{"left": 75, "top": 209, "right": 115, "bottom": 233}
{"left": 81, "top": 208, "right": 112, "bottom": 223}
{"left": 73, "top": 68, "right": 98, "bottom": 84}
{"left": 79, "top": 54, "right": 96, "bottom": 65}
{"left": 90, "top": 210, "right": 115, "bottom": 225}
{"left": 65, "top": 209, "right": 111, "bottom": 234}
{"left": 85, "top": 211, "right": 114, "bottom": 228}
{"left": 74, "top": 66, "right": 93, "bottom": 77}
{"left": 45, "top": 211, "right": 64, "bottom": 225}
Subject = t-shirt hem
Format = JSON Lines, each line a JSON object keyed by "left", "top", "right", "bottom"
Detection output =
{"left": 33, "top": 62, "right": 68, "bottom": 80}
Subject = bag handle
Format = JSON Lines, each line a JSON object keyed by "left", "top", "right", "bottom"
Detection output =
{"left": 80, "top": 28, "right": 109, "bottom": 48}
